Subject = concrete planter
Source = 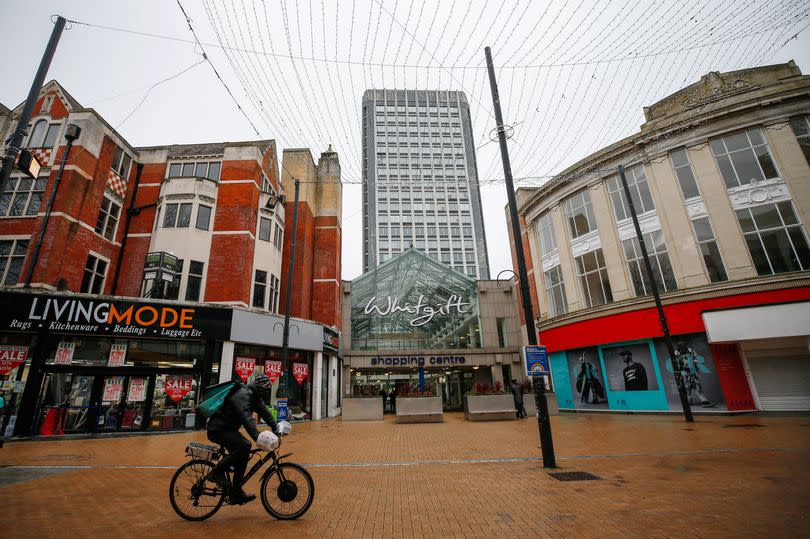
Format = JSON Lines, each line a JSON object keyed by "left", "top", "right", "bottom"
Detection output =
{"left": 464, "top": 394, "right": 516, "bottom": 421}
{"left": 395, "top": 397, "right": 443, "bottom": 423}
{"left": 341, "top": 398, "right": 384, "bottom": 421}
{"left": 523, "top": 392, "right": 559, "bottom": 417}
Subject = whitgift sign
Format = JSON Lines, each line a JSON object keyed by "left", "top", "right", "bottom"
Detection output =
{"left": 363, "top": 295, "right": 470, "bottom": 326}
{"left": 0, "top": 292, "right": 232, "bottom": 340}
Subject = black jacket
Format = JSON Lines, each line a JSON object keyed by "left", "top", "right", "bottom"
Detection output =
{"left": 206, "top": 384, "right": 277, "bottom": 441}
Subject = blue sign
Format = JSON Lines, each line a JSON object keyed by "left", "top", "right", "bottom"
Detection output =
{"left": 277, "top": 397, "right": 288, "bottom": 421}
{"left": 524, "top": 346, "right": 550, "bottom": 377}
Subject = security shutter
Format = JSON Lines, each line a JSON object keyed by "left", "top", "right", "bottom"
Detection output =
{"left": 744, "top": 345, "right": 810, "bottom": 411}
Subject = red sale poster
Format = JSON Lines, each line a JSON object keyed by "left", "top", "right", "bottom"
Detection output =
{"left": 54, "top": 341, "right": 75, "bottom": 365}
{"left": 0, "top": 345, "right": 28, "bottom": 375}
{"left": 127, "top": 378, "right": 147, "bottom": 402}
{"left": 235, "top": 357, "right": 256, "bottom": 382}
{"left": 103, "top": 376, "right": 125, "bottom": 402}
{"left": 164, "top": 375, "right": 193, "bottom": 402}
{"left": 293, "top": 363, "right": 309, "bottom": 384}
{"left": 265, "top": 360, "right": 282, "bottom": 383}
{"left": 107, "top": 343, "right": 127, "bottom": 367}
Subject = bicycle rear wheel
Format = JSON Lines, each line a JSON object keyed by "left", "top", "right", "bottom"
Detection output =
{"left": 169, "top": 459, "right": 226, "bottom": 521}
{"left": 260, "top": 462, "right": 314, "bottom": 520}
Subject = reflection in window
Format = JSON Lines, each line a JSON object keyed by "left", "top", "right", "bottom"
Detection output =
{"left": 607, "top": 165, "right": 655, "bottom": 221}
{"left": 563, "top": 190, "right": 597, "bottom": 239}
{"left": 575, "top": 249, "right": 612, "bottom": 308}
{"left": 691, "top": 217, "right": 727, "bottom": 282}
{"left": 670, "top": 148, "right": 700, "bottom": 199}
{"left": 0, "top": 239, "right": 28, "bottom": 285}
{"left": 544, "top": 265, "right": 568, "bottom": 317}
{"left": 710, "top": 128, "right": 779, "bottom": 188}
{"left": 736, "top": 202, "right": 810, "bottom": 275}
{"left": 621, "top": 231, "right": 678, "bottom": 296}
{"left": 789, "top": 116, "right": 810, "bottom": 166}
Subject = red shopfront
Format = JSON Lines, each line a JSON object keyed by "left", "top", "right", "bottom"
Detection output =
{"left": 541, "top": 286, "right": 810, "bottom": 413}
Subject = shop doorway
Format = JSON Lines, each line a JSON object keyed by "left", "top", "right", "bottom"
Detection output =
{"left": 320, "top": 356, "right": 329, "bottom": 419}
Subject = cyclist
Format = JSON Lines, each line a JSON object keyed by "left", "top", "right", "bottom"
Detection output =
{"left": 206, "top": 373, "right": 279, "bottom": 504}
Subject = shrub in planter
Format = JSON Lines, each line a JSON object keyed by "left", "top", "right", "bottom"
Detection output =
{"left": 466, "top": 381, "right": 508, "bottom": 396}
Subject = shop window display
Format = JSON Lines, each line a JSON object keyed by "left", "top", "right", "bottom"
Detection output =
{"left": 150, "top": 374, "right": 198, "bottom": 430}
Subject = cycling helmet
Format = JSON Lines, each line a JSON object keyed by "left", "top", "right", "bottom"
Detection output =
{"left": 257, "top": 430, "right": 279, "bottom": 451}
{"left": 251, "top": 373, "right": 274, "bottom": 397}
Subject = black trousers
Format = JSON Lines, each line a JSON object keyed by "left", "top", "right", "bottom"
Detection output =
{"left": 207, "top": 429, "right": 252, "bottom": 490}
{"left": 516, "top": 402, "right": 527, "bottom": 418}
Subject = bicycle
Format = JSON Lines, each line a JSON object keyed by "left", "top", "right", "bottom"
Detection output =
{"left": 169, "top": 435, "right": 315, "bottom": 521}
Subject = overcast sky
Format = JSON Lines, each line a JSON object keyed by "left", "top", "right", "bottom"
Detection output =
{"left": 2, "top": 1, "right": 809, "bottom": 280}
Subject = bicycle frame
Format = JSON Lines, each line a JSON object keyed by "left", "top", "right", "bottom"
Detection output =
{"left": 239, "top": 442, "right": 294, "bottom": 486}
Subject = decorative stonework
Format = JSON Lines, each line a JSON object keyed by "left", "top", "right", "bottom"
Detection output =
{"left": 727, "top": 178, "right": 791, "bottom": 210}
{"left": 685, "top": 199, "right": 707, "bottom": 219}
{"left": 31, "top": 148, "right": 53, "bottom": 167}
{"left": 106, "top": 170, "right": 128, "bottom": 200}
{"left": 616, "top": 212, "right": 661, "bottom": 242}
{"left": 682, "top": 72, "right": 757, "bottom": 109}
{"left": 570, "top": 229, "right": 602, "bottom": 257}
{"left": 541, "top": 249, "right": 560, "bottom": 273}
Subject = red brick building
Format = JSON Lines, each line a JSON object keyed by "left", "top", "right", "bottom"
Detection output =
{"left": 0, "top": 81, "right": 344, "bottom": 435}
{"left": 0, "top": 80, "right": 342, "bottom": 327}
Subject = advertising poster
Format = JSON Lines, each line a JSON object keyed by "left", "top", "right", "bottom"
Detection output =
{"left": 565, "top": 347, "right": 608, "bottom": 409}
{"left": 235, "top": 357, "right": 256, "bottom": 382}
{"left": 652, "top": 334, "right": 728, "bottom": 411}
{"left": 102, "top": 376, "right": 125, "bottom": 402}
{"left": 0, "top": 345, "right": 28, "bottom": 375}
{"left": 164, "top": 375, "right": 193, "bottom": 402}
{"left": 293, "top": 363, "right": 309, "bottom": 384}
{"left": 54, "top": 341, "right": 75, "bottom": 365}
{"left": 601, "top": 342, "right": 659, "bottom": 392}
{"left": 265, "top": 360, "right": 282, "bottom": 383}
{"left": 107, "top": 343, "right": 127, "bottom": 367}
{"left": 127, "top": 377, "right": 147, "bottom": 402}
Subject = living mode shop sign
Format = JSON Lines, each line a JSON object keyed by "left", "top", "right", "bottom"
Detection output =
{"left": 0, "top": 292, "right": 232, "bottom": 340}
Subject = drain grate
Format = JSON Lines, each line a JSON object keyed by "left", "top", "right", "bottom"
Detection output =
{"left": 548, "top": 471, "right": 601, "bottom": 482}
{"left": 722, "top": 424, "right": 766, "bottom": 429}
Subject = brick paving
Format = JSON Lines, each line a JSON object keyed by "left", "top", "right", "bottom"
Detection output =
{"left": 1, "top": 413, "right": 809, "bottom": 538}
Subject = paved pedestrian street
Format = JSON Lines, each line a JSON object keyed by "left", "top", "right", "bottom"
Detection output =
{"left": 1, "top": 413, "right": 809, "bottom": 538}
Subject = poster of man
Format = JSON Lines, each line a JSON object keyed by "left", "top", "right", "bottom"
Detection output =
{"left": 565, "top": 347, "right": 608, "bottom": 409}
{"left": 602, "top": 343, "right": 659, "bottom": 392}
{"left": 653, "top": 334, "right": 728, "bottom": 411}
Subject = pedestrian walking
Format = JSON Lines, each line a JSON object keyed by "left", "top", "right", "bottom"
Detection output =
{"left": 379, "top": 387, "right": 388, "bottom": 413}
{"left": 510, "top": 379, "right": 526, "bottom": 418}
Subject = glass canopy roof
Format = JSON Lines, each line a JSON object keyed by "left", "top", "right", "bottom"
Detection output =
{"left": 350, "top": 248, "right": 481, "bottom": 350}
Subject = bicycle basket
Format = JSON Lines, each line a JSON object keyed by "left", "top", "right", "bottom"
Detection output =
{"left": 186, "top": 442, "right": 219, "bottom": 461}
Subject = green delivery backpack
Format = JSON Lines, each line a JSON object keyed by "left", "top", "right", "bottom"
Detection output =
{"left": 196, "top": 381, "right": 239, "bottom": 418}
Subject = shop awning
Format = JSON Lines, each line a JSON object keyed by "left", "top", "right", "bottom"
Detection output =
{"left": 702, "top": 301, "right": 810, "bottom": 343}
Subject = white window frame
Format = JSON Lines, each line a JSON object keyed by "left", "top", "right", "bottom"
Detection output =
{"left": 690, "top": 217, "right": 728, "bottom": 283}
{"left": 81, "top": 251, "right": 110, "bottom": 295}
{"left": 95, "top": 193, "right": 122, "bottom": 241}
{"left": 195, "top": 204, "right": 212, "bottom": 231}
{"left": 574, "top": 248, "right": 612, "bottom": 308}
{"left": 537, "top": 211, "right": 557, "bottom": 253}
{"left": 167, "top": 160, "right": 222, "bottom": 182}
{"left": 710, "top": 127, "right": 780, "bottom": 189}
{"left": 563, "top": 189, "right": 597, "bottom": 239}
{"left": 0, "top": 238, "right": 29, "bottom": 285}
{"left": 544, "top": 264, "right": 568, "bottom": 318}
{"left": 607, "top": 165, "right": 655, "bottom": 221}
{"left": 621, "top": 231, "right": 678, "bottom": 296}
{"left": 0, "top": 175, "right": 46, "bottom": 217}
{"left": 736, "top": 202, "right": 810, "bottom": 276}
{"left": 669, "top": 148, "right": 701, "bottom": 200}
{"left": 111, "top": 145, "right": 132, "bottom": 179}
{"left": 252, "top": 269, "right": 268, "bottom": 309}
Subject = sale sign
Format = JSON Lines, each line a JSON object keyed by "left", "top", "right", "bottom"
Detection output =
{"left": 235, "top": 357, "right": 256, "bottom": 382}
{"left": 127, "top": 378, "right": 146, "bottom": 402}
{"left": 0, "top": 345, "right": 28, "bottom": 375}
{"left": 107, "top": 343, "right": 127, "bottom": 367}
{"left": 164, "top": 375, "right": 193, "bottom": 402}
{"left": 292, "top": 362, "right": 309, "bottom": 384}
{"left": 102, "top": 376, "right": 124, "bottom": 402}
{"left": 265, "top": 360, "right": 282, "bottom": 383}
{"left": 54, "top": 341, "right": 75, "bottom": 365}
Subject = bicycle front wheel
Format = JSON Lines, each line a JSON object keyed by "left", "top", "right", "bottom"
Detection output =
{"left": 169, "top": 459, "right": 225, "bottom": 521}
{"left": 260, "top": 462, "right": 315, "bottom": 520}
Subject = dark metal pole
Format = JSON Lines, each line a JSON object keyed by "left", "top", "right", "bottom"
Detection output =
{"left": 23, "top": 126, "right": 80, "bottom": 287}
{"left": 110, "top": 163, "right": 145, "bottom": 295}
{"left": 279, "top": 179, "right": 301, "bottom": 398}
{"left": 0, "top": 16, "right": 66, "bottom": 195}
{"left": 617, "top": 165, "right": 694, "bottom": 422}
{"left": 486, "top": 46, "right": 556, "bottom": 467}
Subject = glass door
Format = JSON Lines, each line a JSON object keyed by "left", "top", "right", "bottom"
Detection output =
{"left": 99, "top": 375, "right": 126, "bottom": 431}
{"left": 320, "top": 357, "right": 328, "bottom": 418}
{"left": 37, "top": 373, "right": 96, "bottom": 435}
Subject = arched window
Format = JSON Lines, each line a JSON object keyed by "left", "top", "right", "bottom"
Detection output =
{"left": 28, "top": 120, "right": 47, "bottom": 147}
